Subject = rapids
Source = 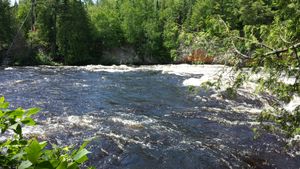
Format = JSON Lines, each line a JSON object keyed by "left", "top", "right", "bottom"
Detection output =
{"left": 0, "top": 65, "right": 299, "bottom": 169}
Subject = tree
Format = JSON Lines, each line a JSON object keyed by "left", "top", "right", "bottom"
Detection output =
{"left": 217, "top": 1, "right": 300, "bottom": 138}
{"left": 88, "top": 0, "right": 123, "bottom": 48}
{"left": 239, "top": 0, "right": 274, "bottom": 26}
{"left": 0, "top": 0, "right": 15, "bottom": 50}
{"left": 14, "top": 0, "right": 93, "bottom": 65}
{"left": 34, "top": 0, "right": 59, "bottom": 58}
{"left": 56, "top": 0, "right": 93, "bottom": 65}
{"left": 16, "top": 0, "right": 32, "bottom": 38}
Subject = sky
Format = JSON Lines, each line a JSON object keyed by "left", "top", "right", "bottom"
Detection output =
{"left": 10, "top": 0, "right": 18, "bottom": 5}
{"left": 9, "top": 0, "right": 98, "bottom": 5}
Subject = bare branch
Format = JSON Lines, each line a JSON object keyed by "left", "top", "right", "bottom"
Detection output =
{"left": 264, "top": 42, "right": 300, "bottom": 56}
{"left": 231, "top": 41, "right": 251, "bottom": 59}
{"left": 218, "top": 17, "right": 251, "bottom": 59}
{"left": 218, "top": 16, "right": 300, "bottom": 62}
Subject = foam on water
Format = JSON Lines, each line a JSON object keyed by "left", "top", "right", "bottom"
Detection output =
{"left": 284, "top": 96, "right": 300, "bottom": 112}
{"left": 81, "top": 65, "right": 135, "bottom": 73}
{"left": 4, "top": 67, "right": 14, "bottom": 70}
{"left": 111, "top": 117, "right": 145, "bottom": 129}
{"left": 1, "top": 65, "right": 299, "bottom": 168}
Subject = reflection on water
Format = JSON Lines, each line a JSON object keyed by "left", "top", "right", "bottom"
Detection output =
{"left": 0, "top": 65, "right": 299, "bottom": 169}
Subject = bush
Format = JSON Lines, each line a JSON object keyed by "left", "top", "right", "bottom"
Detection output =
{"left": 0, "top": 96, "right": 93, "bottom": 169}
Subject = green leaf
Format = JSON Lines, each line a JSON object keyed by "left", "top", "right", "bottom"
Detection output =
{"left": 62, "top": 146, "right": 70, "bottom": 152}
{"left": 0, "top": 97, "right": 8, "bottom": 109}
{"left": 9, "top": 123, "right": 19, "bottom": 130}
{"left": 0, "top": 111, "right": 5, "bottom": 117}
{"left": 15, "top": 123, "right": 22, "bottom": 136}
{"left": 20, "top": 139, "right": 28, "bottom": 145}
{"left": 26, "top": 108, "right": 40, "bottom": 117}
{"left": 56, "top": 161, "right": 68, "bottom": 169}
{"left": 293, "top": 128, "right": 300, "bottom": 135}
{"left": 67, "top": 162, "right": 79, "bottom": 169}
{"left": 10, "top": 108, "right": 25, "bottom": 118}
{"left": 1, "top": 124, "right": 8, "bottom": 134}
{"left": 36, "top": 161, "right": 54, "bottom": 169}
{"left": 0, "top": 96, "right": 5, "bottom": 103}
{"left": 25, "top": 139, "right": 42, "bottom": 164}
{"left": 39, "top": 141, "right": 48, "bottom": 149}
{"left": 75, "top": 155, "right": 88, "bottom": 164}
{"left": 0, "top": 102, "right": 9, "bottom": 109}
{"left": 21, "top": 117, "right": 36, "bottom": 126}
{"left": 12, "top": 151, "right": 26, "bottom": 160}
{"left": 72, "top": 149, "right": 90, "bottom": 163}
{"left": 78, "top": 140, "right": 91, "bottom": 152}
{"left": 18, "top": 160, "right": 33, "bottom": 169}
{"left": 49, "top": 159, "right": 60, "bottom": 168}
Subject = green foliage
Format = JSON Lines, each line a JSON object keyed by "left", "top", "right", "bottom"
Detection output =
{"left": 214, "top": 1, "right": 299, "bottom": 138}
{"left": 2, "top": 0, "right": 300, "bottom": 72}
{"left": 239, "top": 0, "right": 274, "bottom": 25}
{"left": 258, "top": 106, "right": 300, "bottom": 137}
{"left": 35, "top": 50, "right": 59, "bottom": 65}
{"left": 34, "top": 0, "right": 58, "bottom": 59}
{"left": 0, "top": 96, "right": 91, "bottom": 168}
{"left": 12, "top": 0, "right": 94, "bottom": 65}
{"left": 88, "top": 0, "right": 123, "bottom": 48}
{"left": 87, "top": 0, "right": 196, "bottom": 63}
{"left": 0, "top": 0, "right": 15, "bottom": 49}
{"left": 169, "top": 0, "right": 300, "bottom": 139}
{"left": 16, "top": 0, "right": 34, "bottom": 40}
{"left": 56, "top": 0, "right": 93, "bottom": 65}
{"left": 117, "top": 0, "right": 170, "bottom": 62}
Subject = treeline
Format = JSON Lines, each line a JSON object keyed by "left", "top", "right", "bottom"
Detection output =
{"left": 1, "top": 0, "right": 93, "bottom": 65}
{"left": 0, "top": 0, "right": 299, "bottom": 65}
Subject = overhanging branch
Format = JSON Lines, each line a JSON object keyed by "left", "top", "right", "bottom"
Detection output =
{"left": 264, "top": 42, "right": 300, "bottom": 56}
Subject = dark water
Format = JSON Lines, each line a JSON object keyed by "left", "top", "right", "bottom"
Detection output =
{"left": 0, "top": 66, "right": 299, "bottom": 169}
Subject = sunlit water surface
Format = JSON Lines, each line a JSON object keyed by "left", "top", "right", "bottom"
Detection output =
{"left": 0, "top": 65, "right": 299, "bottom": 169}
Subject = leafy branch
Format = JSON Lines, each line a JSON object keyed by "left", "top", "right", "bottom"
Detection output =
{"left": 0, "top": 96, "right": 93, "bottom": 169}
{"left": 216, "top": 16, "right": 300, "bottom": 139}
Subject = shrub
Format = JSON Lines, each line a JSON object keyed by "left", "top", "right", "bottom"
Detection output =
{"left": 0, "top": 96, "right": 93, "bottom": 169}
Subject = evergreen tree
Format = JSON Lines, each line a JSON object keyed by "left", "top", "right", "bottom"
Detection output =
{"left": 35, "top": 0, "right": 58, "bottom": 58}
{"left": 239, "top": 0, "right": 274, "bottom": 26}
{"left": 0, "top": 0, "right": 15, "bottom": 50}
{"left": 56, "top": 0, "right": 92, "bottom": 65}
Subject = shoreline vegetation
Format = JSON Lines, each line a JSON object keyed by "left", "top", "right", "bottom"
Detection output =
{"left": 0, "top": 97, "right": 93, "bottom": 169}
{"left": 1, "top": 0, "right": 297, "bottom": 67}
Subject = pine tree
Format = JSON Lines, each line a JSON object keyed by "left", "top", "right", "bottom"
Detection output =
{"left": 0, "top": 0, "right": 15, "bottom": 50}
{"left": 56, "top": 0, "right": 92, "bottom": 65}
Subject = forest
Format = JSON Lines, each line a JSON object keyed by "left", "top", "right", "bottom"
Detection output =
{"left": 0, "top": 0, "right": 298, "bottom": 66}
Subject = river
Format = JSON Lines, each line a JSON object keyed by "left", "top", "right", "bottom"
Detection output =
{"left": 0, "top": 65, "right": 299, "bottom": 169}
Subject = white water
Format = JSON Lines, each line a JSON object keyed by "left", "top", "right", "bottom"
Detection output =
{"left": 1, "top": 64, "right": 300, "bottom": 168}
